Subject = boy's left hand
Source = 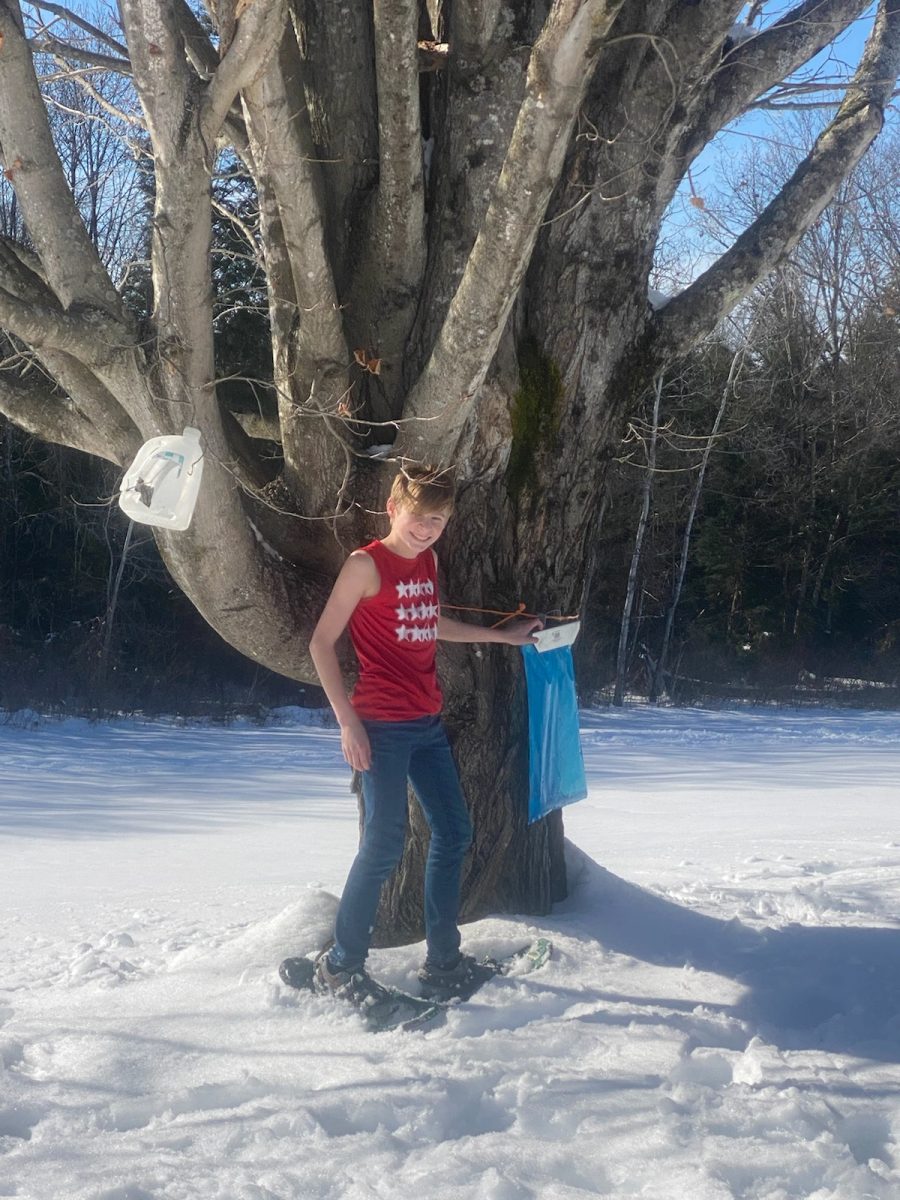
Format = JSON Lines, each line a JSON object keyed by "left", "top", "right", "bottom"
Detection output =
{"left": 499, "top": 617, "right": 543, "bottom": 645}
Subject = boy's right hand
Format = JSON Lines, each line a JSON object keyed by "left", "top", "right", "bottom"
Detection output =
{"left": 340, "top": 716, "right": 371, "bottom": 772}
{"left": 498, "top": 616, "right": 543, "bottom": 645}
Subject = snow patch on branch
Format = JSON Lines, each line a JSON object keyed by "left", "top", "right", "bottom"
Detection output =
{"left": 728, "top": 23, "right": 756, "bottom": 47}
{"left": 248, "top": 519, "right": 284, "bottom": 562}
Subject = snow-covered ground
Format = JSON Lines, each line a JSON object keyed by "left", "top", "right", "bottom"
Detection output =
{"left": 2, "top": 704, "right": 899, "bottom": 1200}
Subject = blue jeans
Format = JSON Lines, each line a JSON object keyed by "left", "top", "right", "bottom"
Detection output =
{"left": 331, "top": 715, "right": 473, "bottom": 971}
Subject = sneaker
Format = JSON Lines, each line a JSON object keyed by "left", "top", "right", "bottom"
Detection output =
{"left": 417, "top": 953, "right": 497, "bottom": 1001}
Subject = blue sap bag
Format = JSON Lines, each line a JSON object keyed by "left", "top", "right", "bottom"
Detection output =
{"left": 521, "top": 643, "right": 587, "bottom": 823}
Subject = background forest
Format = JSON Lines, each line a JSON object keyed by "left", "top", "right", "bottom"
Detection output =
{"left": 594, "top": 126, "right": 900, "bottom": 708}
{"left": 1, "top": 17, "right": 898, "bottom": 715}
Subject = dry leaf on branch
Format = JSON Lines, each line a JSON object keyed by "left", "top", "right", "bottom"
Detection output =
{"left": 353, "top": 349, "right": 382, "bottom": 375}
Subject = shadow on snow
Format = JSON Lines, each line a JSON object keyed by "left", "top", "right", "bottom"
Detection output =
{"left": 559, "top": 843, "right": 900, "bottom": 1063}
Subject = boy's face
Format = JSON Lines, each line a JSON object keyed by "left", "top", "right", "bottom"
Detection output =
{"left": 387, "top": 498, "right": 451, "bottom": 554}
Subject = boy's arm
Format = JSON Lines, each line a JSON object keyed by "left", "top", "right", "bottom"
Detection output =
{"left": 432, "top": 550, "right": 541, "bottom": 646}
{"left": 437, "top": 613, "right": 542, "bottom": 645}
{"left": 309, "top": 552, "right": 379, "bottom": 771}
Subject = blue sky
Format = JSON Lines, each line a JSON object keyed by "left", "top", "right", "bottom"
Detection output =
{"left": 659, "top": 3, "right": 894, "bottom": 284}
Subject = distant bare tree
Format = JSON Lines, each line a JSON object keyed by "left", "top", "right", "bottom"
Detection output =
{"left": 613, "top": 373, "right": 662, "bottom": 707}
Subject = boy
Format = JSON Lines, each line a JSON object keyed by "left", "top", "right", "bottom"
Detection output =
{"left": 309, "top": 465, "right": 540, "bottom": 1007}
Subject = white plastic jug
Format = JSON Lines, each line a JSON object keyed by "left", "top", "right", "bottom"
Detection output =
{"left": 118, "top": 427, "right": 204, "bottom": 530}
{"left": 533, "top": 620, "right": 581, "bottom": 653}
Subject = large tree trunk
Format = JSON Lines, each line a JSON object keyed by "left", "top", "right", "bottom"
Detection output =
{"left": 376, "top": 455, "right": 582, "bottom": 940}
{"left": 375, "top": 648, "right": 567, "bottom": 944}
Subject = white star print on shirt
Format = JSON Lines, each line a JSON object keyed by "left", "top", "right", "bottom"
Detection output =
{"left": 395, "top": 602, "right": 440, "bottom": 622}
{"left": 395, "top": 579, "right": 435, "bottom": 600}
{"left": 405, "top": 625, "right": 436, "bottom": 642}
{"left": 393, "top": 575, "right": 438, "bottom": 642}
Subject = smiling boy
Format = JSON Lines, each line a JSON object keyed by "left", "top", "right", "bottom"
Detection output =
{"left": 308, "top": 465, "right": 539, "bottom": 1006}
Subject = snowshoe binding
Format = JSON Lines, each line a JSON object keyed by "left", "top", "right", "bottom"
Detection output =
{"left": 278, "top": 952, "right": 443, "bottom": 1033}
{"left": 418, "top": 937, "right": 553, "bottom": 1002}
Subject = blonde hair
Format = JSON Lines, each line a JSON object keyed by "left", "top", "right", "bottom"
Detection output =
{"left": 389, "top": 463, "right": 456, "bottom": 515}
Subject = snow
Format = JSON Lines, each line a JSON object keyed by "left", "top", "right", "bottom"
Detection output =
{"left": 2, "top": 703, "right": 900, "bottom": 1199}
{"left": 648, "top": 286, "right": 673, "bottom": 310}
{"left": 727, "top": 23, "right": 757, "bottom": 48}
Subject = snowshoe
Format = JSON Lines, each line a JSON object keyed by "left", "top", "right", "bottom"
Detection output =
{"left": 278, "top": 954, "right": 443, "bottom": 1033}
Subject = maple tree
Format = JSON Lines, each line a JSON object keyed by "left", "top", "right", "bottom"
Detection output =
{"left": 1, "top": 0, "right": 898, "bottom": 933}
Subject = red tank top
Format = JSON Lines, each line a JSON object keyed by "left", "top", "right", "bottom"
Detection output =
{"left": 348, "top": 540, "right": 443, "bottom": 720}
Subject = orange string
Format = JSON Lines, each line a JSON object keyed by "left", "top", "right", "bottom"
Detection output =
{"left": 442, "top": 602, "right": 580, "bottom": 629}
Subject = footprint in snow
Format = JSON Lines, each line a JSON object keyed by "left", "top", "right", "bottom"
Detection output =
{"left": 0, "top": 1034, "right": 25, "bottom": 1070}
{"left": 0, "top": 1101, "right": 43, "bottom": 1143}
{"left": 64, "top": 936, "right": 143, "bottom": 989}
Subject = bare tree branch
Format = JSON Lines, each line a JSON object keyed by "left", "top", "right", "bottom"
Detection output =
{"left": 344, "top": 0, "right": 425, "bottom": 408}
{"left": 367, "top": 0, "right": 425, "bottom": 310}
{"left": 28, "top": 36, "right": 131, "bottom": 73}
{"left": 397, "top": 0, "right": 627, "bottom": 463}
{"left": 118, "top": 0, "right": 226, "bottom": 441}
{"left": 652, "top": 0, "right": 900, "bottom": 364}
{"left": 34, "top": 348, "right": 142, "bottom": 460}
{"left": 0, "top": 367, "right": 122, "bottom": 461}
{"left": 117, "top": 0, "right": 194, "bottom": 148}
{"left": 171, "top": 0, "right": 219, "bottom": 79}
{"left": 285, "top": 1, "right": 379, "bottom": 295}
{"left": 687, "top": 0, "right": 871, "bottom": 155}
{"left": 752, "top": 90, "right": 900, "bottom": 110}
{"left": 241, "top": 44, "right": 346, "bottom": 350}
{"left": 23, "top": 0, "right": 130, "bottom": 58}
{"left": 0, "top": 0, "right": 124, "bottom": 316}
{"left": 42, "top": 55, "right": 145, "bottom": 127}
{"left": 0, "top": 286, "right": 119, "bottom": 364}
{"left": 118, "top": 0, "right": 210, "bottom": 159}
{"left": 201, "top": 0, "right": 287, "bottom": 141}
{"left": 242, "top": 37, "right": 352, "bottom": 508}
{"left": 0, "top": 235, "right": 51, "bottom": 301}
{"left": 63, "top": 9, "right": 339, "bottom": 664}
{"left": 170, "top": 0, "right": 254, "bottom": 161}
{"left": 751, "top": 79, "right": 900, "bottom": 109}
{"left": 0, "top": 242, "right": 147, "bottom": 436}
{"left": 404, "top": 3, "right": 533, "bottom": 372}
